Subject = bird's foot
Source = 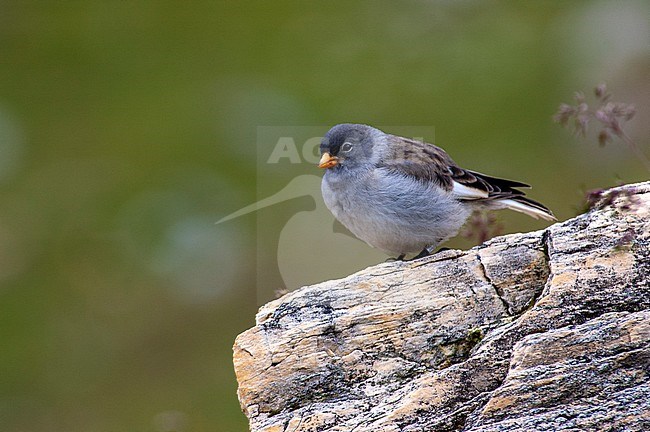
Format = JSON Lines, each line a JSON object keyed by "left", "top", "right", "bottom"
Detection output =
{"left": 409, "top": 246, "right": 450, "bottom": 261}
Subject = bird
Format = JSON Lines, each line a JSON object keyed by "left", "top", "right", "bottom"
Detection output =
{"left": 318, "top": 123, "right": 556, "bottom": 260}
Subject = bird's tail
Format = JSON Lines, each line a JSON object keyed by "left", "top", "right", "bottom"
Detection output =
{"left": 497, "top": 196, "right": 557, "bottom": 221}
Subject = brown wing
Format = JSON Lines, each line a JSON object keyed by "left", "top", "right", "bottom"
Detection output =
{"left": 377, "top": 135, "right": 555, "bottom": 219}
{"left": 378, "top": 135, "right": 527, "bottom": 194}
{"left": 377, "top": 135, "right": 456, "bottom": 190}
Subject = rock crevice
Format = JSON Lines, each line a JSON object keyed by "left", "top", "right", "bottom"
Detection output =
{"left": 234, "top": 182, "right": 650, "bottom": 432}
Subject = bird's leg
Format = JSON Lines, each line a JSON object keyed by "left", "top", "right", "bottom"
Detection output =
{"left": 411, "top": 247, "right": 432, "bottom": 260}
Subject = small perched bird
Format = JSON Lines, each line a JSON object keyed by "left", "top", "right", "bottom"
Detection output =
{"left": 318, "top": 124, "right": 556, "bottom": 259}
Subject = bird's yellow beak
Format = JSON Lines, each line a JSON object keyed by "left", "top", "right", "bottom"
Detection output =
{"left": 318, "top": 152, "right": 339, "bottom": 169}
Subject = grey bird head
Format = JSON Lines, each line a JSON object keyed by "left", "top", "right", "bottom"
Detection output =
{"left": 318, "top": 124, "right": 378, "bottom": 170}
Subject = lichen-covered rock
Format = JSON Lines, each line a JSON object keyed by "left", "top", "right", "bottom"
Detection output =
{"left": 233, "top": 182, "right": 650, "bottom": 432}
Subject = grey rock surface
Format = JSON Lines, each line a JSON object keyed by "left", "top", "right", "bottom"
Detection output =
{"left": 233, "top": 182, "right": 650, "bottom": 432}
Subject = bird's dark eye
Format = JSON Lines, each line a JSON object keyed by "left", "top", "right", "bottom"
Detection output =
{"left": 341, "top": 142, "right": 353, "bottom": 152}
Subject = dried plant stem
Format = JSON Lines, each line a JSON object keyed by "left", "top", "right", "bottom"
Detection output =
{"left": 619, "top": 130, "right": 650, "bottom": 172}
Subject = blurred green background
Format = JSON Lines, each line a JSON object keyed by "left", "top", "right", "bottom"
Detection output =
{"left": 1, "top": 1, "right": 648, "bottom": 431}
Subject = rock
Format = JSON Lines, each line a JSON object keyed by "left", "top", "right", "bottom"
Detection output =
{"left": 233, "top": 182, "right": 650, "bottom": 432}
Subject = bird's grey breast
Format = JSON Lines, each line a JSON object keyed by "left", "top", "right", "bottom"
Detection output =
{"left": 321, "top": 166, "right": 471, "bottom": 254}
{"left": 321, "top": 168, "right": 361, "bottom": 220}
{"left": 321, "top": 167, "right": 421, "bottom": 245}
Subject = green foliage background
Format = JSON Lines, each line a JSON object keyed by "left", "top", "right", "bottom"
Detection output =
{"left": 0, "top": 1, "right": 648, "bottom": 431}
